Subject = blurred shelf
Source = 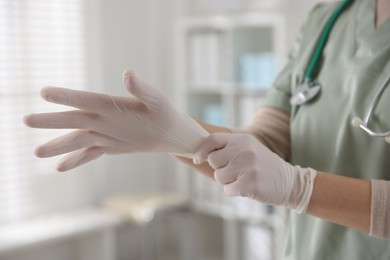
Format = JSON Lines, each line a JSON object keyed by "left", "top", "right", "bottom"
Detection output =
{"left": 176, "top": 12, "right": 287, "bottom": 260}
{"left": 187, "top": 81, "right": 233, "bottom": 90}
{"left": 230, "top": 87, "right": 269, "bottom": 96}
{"left": 191, "top": 199, "right": 282, "bottom": 228}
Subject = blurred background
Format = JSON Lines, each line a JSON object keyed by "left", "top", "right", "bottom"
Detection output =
{"left": 0, "top": 0, "right": 335, "bottom": 260}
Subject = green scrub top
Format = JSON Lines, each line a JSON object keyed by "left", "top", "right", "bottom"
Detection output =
{"left": 262, "top": 0, "right": 390, "bottom": 259}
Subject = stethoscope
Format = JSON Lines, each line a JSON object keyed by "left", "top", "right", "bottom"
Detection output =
{"left": 289, "top": 0, "right": 390, "bottom": 143}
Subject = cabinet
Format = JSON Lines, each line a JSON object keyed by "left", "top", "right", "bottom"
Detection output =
{"left": 175, "top": 13, "right": 287, "bottom": 260}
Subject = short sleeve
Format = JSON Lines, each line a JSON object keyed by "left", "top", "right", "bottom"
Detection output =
{"left": 261, "top": 59, "right": 297, "bottom": 113}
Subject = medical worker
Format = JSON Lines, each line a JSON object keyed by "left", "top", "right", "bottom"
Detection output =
{"left": 24, "top": 0, "right": 390, "bottom": 259}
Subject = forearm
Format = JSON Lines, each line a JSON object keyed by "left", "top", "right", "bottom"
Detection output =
{"left": 172, "top": 119, "right": 232, "bottom": 179}
{"left": 306, "top": 171, "right": 371, "bottom": 233}
{"left": 242, "top": 107, "right": 291, "bottom": 161}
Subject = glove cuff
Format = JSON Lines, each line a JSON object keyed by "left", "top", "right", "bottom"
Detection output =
{"left": 288, "top": 166, "right": 317, "bottom": 214}
{"left": 168, "top": 114, "right": 209, "bottom": 156}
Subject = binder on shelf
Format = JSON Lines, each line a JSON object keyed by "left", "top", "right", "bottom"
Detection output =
{"left": 239, "top": 52, "right": 276, "bottom": 89}
{"left": 189, "top": 32, "right": 220, "bottom": 87}
{"left": 238, "top": 96, "right": 263, "bottom": 127}
{"left": 194, "top": 172, "right": 209, "bottom": 202}
{"left": 202, "top": 103, "right": 225, "bottom": 126}
{"left": 231, "top": 197, "right": 269, "bottom": 220}
{"left": 243, "top": 223, "right": 273, "bottom": 260}
{"left": 193, "top": 172, "right": 224, "bottom": 215}
{"left": 205, "top": 0, "right": 244, "bottom": 10}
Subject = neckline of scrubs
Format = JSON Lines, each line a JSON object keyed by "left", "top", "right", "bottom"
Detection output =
{"left": 355, "top": 0, "right": 390, "bottom": 56}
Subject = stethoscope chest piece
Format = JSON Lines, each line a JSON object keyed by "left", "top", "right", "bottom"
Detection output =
{"left": 289, "top": 0, "right": 354, "bottom": 106}
{"left": 290, "top": 81, "right": 322, "bottom": 106}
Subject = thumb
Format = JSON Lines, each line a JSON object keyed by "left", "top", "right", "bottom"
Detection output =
{"left": 122, "top": 69, "right": 165, "bottom": 109}
{"left": 193, "top": 134, "right": 229, "bottom": 165}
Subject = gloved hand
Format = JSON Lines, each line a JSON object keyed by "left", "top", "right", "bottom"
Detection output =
{"left": 23, "top": 70, "right": 208, "bottom": 171}
{"left": 193, "top": 133, "right": 317, "bottom": 213}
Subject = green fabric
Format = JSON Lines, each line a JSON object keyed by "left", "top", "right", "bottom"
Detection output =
{"left": 263, "top": 0, "right": 390, "bottom": 259}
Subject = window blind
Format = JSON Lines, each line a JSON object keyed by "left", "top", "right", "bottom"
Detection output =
{"left": 0, "top": 0, "right": 93, "bottom": 223}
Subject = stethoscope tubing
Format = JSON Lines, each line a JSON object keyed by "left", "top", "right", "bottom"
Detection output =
{"left": 291, "top": 0, "right": 390, "bottom": 142}
{"left": 304, "top": 0, "right": 354, "bottom": 82}
{"left": 359, "top": 73, "right": 390, "bottom": 137}
{"left": 290, "top": 0, "right": 355, "bottom": 106}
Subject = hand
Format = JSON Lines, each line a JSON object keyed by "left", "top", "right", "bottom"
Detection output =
{"left": 23, "top": 70, "right": 208, "bottom": 172}
{"left": 193, "top": 133, "right": 317, "bottom": 213}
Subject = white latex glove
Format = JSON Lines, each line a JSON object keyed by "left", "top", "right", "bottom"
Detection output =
{"left": 23, "top": 70, "right": 208, "bottom": 171}
{"left": 193, "top": 133, "right": 317, "bottom": 213}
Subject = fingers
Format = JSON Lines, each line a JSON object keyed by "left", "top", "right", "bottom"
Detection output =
{"left": 57, "top": 147, "right": 104, "bottom": 172}
{"left": 35, "top": 130, "right": 101, "bottom": 158}
{"left": 23, "top": 110, "right": 97, "bottom": 129}
{"left": 193, "top": 133, "right": 230, "bottom": 165}
{"left": 223, "top": 182, "right": 241, "bottom": 197}
{"left": 40, "top": 86, "right": 117, "bottom": 116}
{"left": 123, "top": 69, "right": 165, "bottom": 110}
{"left": 35, "top": 130, "right": 129, "bottom": 171}
{"left": 213, "top": 167, "right": 242, "bottom": 185}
